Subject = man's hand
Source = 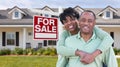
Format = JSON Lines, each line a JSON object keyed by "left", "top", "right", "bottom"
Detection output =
{"left": 75, "top": 49, "right": 101, "bottom": 64}
{"left": 80, "top": 53, "right": 95, "bottom": 64}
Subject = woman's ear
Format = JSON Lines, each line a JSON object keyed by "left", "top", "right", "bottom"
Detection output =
{"left": 62, "top": 25, "right": 66, "bottom": 30}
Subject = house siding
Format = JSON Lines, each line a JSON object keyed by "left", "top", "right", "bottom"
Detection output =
{"left": 100, "top": 27, "right": 120, "bottom": 49}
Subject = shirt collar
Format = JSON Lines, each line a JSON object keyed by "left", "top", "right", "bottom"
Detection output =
{"left": 77, "top": 31, "right": 96, "bottom": 40}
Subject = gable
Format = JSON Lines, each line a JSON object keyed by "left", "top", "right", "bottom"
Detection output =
{"left": 74, "top": 6, "right": 84, "bottom": 14}
{"left": 41, "top": 6, "right": 54, "bottom": 12}
{"left": 97, "top": 6, "right": 118, "bottom": 19}
{"left": 98, "top": 6, "right": 117, "bottom": 16}
{"left": 8, "top": 6, "right": 26, "bottom": 15}
{"left": 7, "top": 6, "right": 27, "bottom": 19}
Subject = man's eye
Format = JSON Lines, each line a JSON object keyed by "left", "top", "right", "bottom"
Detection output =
{"left": 80, "top": 19, "right": 86, "bottom": 22}
{"left": 88, "top": 19, "right": 93, "bottom": 23}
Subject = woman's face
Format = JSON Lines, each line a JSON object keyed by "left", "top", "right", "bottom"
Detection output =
{"left": 63, "top": 16, "right": 78, "bottom": 32}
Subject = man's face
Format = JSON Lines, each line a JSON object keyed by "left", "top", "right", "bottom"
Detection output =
{"left": 78, "top": 12, "right": 96, "bottom": 34}
{"left": 63, "top": 16, "right": 78, "bottom": 32}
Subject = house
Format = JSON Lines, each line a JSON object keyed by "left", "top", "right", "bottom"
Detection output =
{"left": 0, "top": 5, "right": 120, "bottom": 50}
{"left": 0, "top": 6, "right": 61, "bottom": 50}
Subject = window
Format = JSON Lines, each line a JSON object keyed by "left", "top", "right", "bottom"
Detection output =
{"left": 26, "top": 43, "right": 31, "bottom": 48}
{"left": 106, "top": 11, "right": 110, "bottom": 17}
{"left": 14, "top": 12, "right": 19, "bottom": 17}
{"left": 28, "top": 32, "right": 32, "bottom": 36}
{"left": 51, "top": 15, "right": 58, "bottom": 18}
{"left": 40, "top": 14, "right": 42, "bottom": 16}
{"left": 110, "top": 32, "right": 114, "bottom": 47}
{"left": 6, "top": 32, "right": 16, "bottom": 45}
{"left": 43, "top": 40, "right": 47, "bottom": 46}
{"left": 48, "top": 40, "right": 56, "bottom": 45}
{"left": 44, "top": 14, "right": 49, "bottom": 17}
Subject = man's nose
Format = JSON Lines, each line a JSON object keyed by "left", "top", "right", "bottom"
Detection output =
{"left": 84, "top": 21, "right": 89, "bottom": 25}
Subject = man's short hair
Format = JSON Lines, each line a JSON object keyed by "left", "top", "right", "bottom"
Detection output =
{"left": 80, "top": 10, "right": 96, "bottom": 20}
{"left": 59, "top": 7, "right": 79, "bottom": 24}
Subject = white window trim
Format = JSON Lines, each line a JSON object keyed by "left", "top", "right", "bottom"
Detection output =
{"left": 106, "top": 11, "right": 110, "bottom": 18}
{"left": 12, "top": 11, "right": 22, "bottom": 19}
{"left": 103, "top": 11, "right": 113, "bottom": 19}
{"left": 6, "top": 32, "right": 16, "bottom": 45}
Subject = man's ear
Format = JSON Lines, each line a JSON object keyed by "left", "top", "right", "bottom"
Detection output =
{"left": 94, "top": 21, "right": 96, "bottom": 25}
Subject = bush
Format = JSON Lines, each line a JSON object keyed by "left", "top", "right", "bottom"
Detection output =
{"left": 42, "top": 48, "right": 50, "bottom": 55}
{"left": 113, "top": 48, "right": 120, "bottom": 55}
{"left": 0, "top": 47, "right": 57, "bottom": 56}
{"left": 37, "top": 48, "right": 45, "bottom": 55}
{"left": 23, "top": 48, "right": 35, "bottom": 55}
{"left": 14, "top": 48, "right": 23, "bottom": 55}
{"left": 50, "top": 47, "right": 57, "bottom": 56}
{"left": 11, "top": 50, "right": 16, "bottom": 55}
{"left": 0, "top": 49, "right": 11, "bottom": 55}
{"left": 42, "top": 47, "right": 57, "bottom": 56}
{"left": 23, "top": 49, "right": 28, "bottom": 55}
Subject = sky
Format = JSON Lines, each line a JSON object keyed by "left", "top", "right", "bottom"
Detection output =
{"left": 0, "top": 0, "right": 120, "bottom": 9}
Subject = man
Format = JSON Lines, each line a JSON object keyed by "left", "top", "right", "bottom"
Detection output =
{"left": 56, "top": 7, "right": 114, "bottom": 67}
{"left": 63, "top": 10, "right": 118, "bottom": 67}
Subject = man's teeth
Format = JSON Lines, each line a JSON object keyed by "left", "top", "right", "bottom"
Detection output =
{"left": 83, "top": 26, "right": 89, "bottom": 30}
{"left": 84, "top": 26, "right": 88, "bottom": 29}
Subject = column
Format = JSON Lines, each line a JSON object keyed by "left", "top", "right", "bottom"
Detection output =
{"left": 23, "top": 28, "right": 27, "bottom": 49}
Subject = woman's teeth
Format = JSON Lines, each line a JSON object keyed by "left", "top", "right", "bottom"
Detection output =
{"left": 69, "top": 25, "right": 73, "bottom": 29}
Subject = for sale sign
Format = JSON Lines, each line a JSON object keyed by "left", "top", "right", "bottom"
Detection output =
{"left": 33, "top": 16, "right": 58, "bottom": 40}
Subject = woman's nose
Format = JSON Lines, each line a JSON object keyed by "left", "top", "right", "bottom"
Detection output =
{"left": 67, "top": 21, "right": 71, "bottom": 24}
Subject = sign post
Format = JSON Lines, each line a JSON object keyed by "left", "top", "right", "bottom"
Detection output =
{"left": 33, "top": 16, "right": 58, "bottom": 40}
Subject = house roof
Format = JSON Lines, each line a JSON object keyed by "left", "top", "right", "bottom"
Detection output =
{"left": 8, "top": 6, "right": 27, "bottom": 15}
{"left": 74, "top": 5, "right": 84, "bottom": 11}
{"left": 97, "top": 6, "right": 118, "bottom": 16}
{"left": 41, "top": 6, "right": 55, "bottom": 12}
{"left": 0, "top": 6, "right": 120, "bottom": 26}
{"left": 0, "top": 19, "right": 33, "bottom": 25}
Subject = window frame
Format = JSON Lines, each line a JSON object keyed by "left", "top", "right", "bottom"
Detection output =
{"left": 106, "top": 11, "right": 111, "bottom": 18}
{"left": 48, "top": 40, "right": 56, "bottom": 46}
{"left": 14, "top": 11, "right": 19, "bottom": 18}
{"left": 6, "top": 32, "right": 16, "bottom": 45}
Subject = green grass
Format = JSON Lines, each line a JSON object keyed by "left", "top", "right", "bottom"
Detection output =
{"left": 0, "top": 56, "right": 57, "bottom": 67}
{"left": 0, "top": 56, "right": 119, "bottom": 67}
{"left": 117, "top": 58, "right": 120, "bottom": 67}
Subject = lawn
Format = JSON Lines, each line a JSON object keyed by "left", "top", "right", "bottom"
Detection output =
{"left": 0, "top": 56, "right": 57, "bottom": 67}
{"left": 0, "top": 56, "right": 119, "bottom": 67}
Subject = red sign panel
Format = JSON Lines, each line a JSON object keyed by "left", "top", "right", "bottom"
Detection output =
{"left": 33, "top": 16, "right": 58, "bottom": 40}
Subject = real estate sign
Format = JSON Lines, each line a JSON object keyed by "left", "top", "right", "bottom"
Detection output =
{"left": 33, "top": 16, "right": 58, "bottom": 40}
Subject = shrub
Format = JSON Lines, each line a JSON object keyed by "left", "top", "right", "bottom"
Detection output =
{"left": 49, "top": 47, "right": 57, "bottom": 56}
{"left": 0, "top": 47, "right": 57, "bottom": 56}
{"left": 0, "top": 49, "right": 11, "bottom": 55}
{"left": 11, "top": 50, "right": 16, "bottom": 55}
{"left": 14, "top": 48, "right": 23, "bottom": 55}
{"left": 42, "top": 47, "right": 57, "bottom": 56}
{"left": 23, "top": 49, "right": 28, "bottom": 55}
{"left": 23, "top": 48, "right": 35, "bottom": 55}
{"left": 37, "top": 48, "right": 45, "bottom": 55}
{"left": 113, "top": 48, "right": 120, "bottom": 55}
{"left": 42, "top": 50, "right": 50, "bottom": 55}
